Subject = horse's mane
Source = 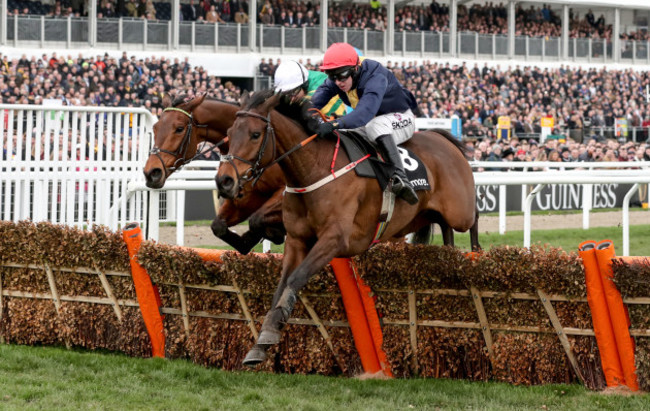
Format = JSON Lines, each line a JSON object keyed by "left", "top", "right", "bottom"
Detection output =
{"left": 276, "top": 98, "right": 317, "bottom": 134}
{"left": 245, "top": 89, "right": 276, "bottom": 110}
{"left": 431, "top": 128, "right": 467, "bottom": 156}
{"left": 245, "top": 89, "right": 317, "bottom": 134}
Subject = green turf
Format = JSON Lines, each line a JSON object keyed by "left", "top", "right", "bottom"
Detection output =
{"left": 449, "top": 224, "right": 650, "bottom": 255}
{"left": 193, "top": 224, "right": 650, "bottom": 256}
{"left": 0, "top": 344, "right": 646, "bottom": 410}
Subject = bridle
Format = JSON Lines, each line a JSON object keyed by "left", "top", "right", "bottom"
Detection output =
{"left": 220, "top": 109, "right": 317, "bottom": 195}
{"left": 149, "top": 106, "right": 220, "bottom": 178}
{"left": 219, "top": 110, "right": 277, "bottom": 193}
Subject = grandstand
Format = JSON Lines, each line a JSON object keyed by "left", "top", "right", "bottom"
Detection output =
{"left": 2, "top": 0, "right": 650, "bottom": 61}
{"left": 1, "top": 0, "right": 650, "bottom": 154}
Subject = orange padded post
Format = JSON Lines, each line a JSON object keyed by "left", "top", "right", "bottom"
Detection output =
{"left": 123, "top": 223, "right": 165, "bottom": 358}
{"left": 578, "top": 240, "right": 624, "bottom": 387}
{"left": 349, "top": 261, "right": 393, "bottom": 377}
{"left": 330, "top": 258, "right": 382, "bottom": 375}
{"left": 595, "top": 240, "right": 639, "bottom": 391}
{"left": 188, "top": 248, "right": 226, "bottom": 262}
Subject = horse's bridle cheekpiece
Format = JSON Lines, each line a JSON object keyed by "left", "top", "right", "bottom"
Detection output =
{"left": 219, "top": 110, "right": 277, "bottom": 194}
{"left": 149, "top": 106, "right": 211, "bottom": 178}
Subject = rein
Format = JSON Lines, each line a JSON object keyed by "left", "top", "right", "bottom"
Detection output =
{"left": 220, "top": 110, "right": 317, "bottom": 193}
{"left": 149, "top": 106, "right": 225, "bottom": 178}
{"left": 224, "top": 109, "right": 370, "bottom": 195}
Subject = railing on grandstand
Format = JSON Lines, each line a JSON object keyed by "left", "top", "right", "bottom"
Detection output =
{"left": 5, "top": 15, "right": 650, "bottom": 64}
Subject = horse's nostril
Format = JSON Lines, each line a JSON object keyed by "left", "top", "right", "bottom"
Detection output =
{"left": 149, "top": 168, "right": 162, "bottom": 182}
{"left": 219, "top": 175, "right": 234, "bottom": 191}
{"left": 144, "top": 168, "right": 164, "bottom": 188}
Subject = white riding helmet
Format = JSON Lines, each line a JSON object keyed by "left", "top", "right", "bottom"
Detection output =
{"left": 274, "top": 61, "right": 309, "bottom": 93}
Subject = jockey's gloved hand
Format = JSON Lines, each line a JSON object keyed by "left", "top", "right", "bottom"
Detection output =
{"left": 316, "top": 121, "right": 339, "bottom": 139}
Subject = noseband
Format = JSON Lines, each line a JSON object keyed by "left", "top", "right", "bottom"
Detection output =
{"left": 149, "top": 106, "right": 212, "bottom": 178}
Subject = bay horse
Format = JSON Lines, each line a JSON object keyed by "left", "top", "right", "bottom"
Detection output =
{"left": 142, "top": 93, "right": 286, "bottom": 253}
{"left": 216, "top": 90, "right": 479, "bottom": 365}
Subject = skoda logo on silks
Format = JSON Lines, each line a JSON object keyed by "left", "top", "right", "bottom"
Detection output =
{"left": 392, "top": 113, "right": 413, "bottom": 130}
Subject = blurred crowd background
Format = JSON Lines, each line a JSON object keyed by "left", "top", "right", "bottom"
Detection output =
{"left": 3, "top": 49, "right": 650, "bottom": 163}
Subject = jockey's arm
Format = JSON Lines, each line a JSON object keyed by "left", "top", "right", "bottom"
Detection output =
{"left": 335, "top": 74, "right": 387, "bottom": 129}
{"left": 311, "top": 81, "right": 338, "bottom": 110}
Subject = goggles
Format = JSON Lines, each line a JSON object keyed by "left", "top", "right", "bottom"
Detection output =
{"left": 327, "top": 67, "right": 354, "bottom": 82}
{"left": 282, "top": 82, "right": 308, "bottom": 99}
{"left": 286, "top": 86, "right": 304, "bottom": 98}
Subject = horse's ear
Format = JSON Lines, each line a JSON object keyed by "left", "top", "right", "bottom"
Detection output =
{"left": 239, "top": 91, "right": 250, "bottom": 108}
{"left": 184, "top": 92, "right": 207, "bottom": 111}
{"left": 162, "top": 93, "right": 172, "bottom": 108}
{"left": 261, "top": 92, "right": 282, "bottom": 112}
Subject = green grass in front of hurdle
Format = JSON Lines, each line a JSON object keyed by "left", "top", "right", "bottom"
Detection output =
{"left": 0, "top": 344, "right": 647, "bottom": 410}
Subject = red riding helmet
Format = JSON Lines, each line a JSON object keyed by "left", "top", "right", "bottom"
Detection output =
{"left": 320, "top": 43, "right": 360, "bottom": 71}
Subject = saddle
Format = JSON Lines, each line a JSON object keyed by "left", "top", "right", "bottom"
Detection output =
{"left": 337, "top": 131, "right": 431, "bottom": 192}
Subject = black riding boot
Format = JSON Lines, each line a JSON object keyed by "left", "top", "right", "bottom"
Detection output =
{"left": 376, "top": 134, "right": 418, "bottom": 205}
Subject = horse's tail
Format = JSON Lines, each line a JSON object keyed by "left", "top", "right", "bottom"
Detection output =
{"left": 431, "top": 128, "right": 468, "bottom": 158}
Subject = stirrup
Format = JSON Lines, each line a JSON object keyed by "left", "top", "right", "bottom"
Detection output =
{"left": 391, "top": 176, "right": 418, "bottom": 205}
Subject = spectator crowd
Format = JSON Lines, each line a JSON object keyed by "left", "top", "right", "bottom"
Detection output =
{"left": 9, "top": 0, "right": 650, "bottom": 42}
{"left": 0, "top": 51, "right": 243, "bottom": 117}
{"left": 2, "top": 49, "right": 650, "bottom": 165}
{"left": 386, "top": 60, "right": 650, "bottom": 144}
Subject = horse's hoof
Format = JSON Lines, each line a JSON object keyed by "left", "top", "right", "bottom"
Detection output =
{"left": 243, "top": 346, "right": 267, "bottom": 367}
{"left": 257, "top": 329, "right": 281, "bottom": 346}
{"left": 210, "top": 218, "right": 227, "bottom": 237}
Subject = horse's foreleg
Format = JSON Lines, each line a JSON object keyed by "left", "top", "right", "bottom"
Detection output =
{"left": 248, "top": 203, "right": 286, "bottom": 245}
{"left": 255, "top": 235, "right": 309, "bottom": 346}
{"left": 244, "top": 236, "right": 307, "bottom": 366}
{"left": 210, "top": 217, "right": 263, "bottom": 255}
{"left": 211, "top": 197, "right": 279, "bottom": 254}
{"left": 412, "top": 223, "right": 432, "bottom": 245}
{"left": 257, "top": 233, "right": 343, "bottom": 346}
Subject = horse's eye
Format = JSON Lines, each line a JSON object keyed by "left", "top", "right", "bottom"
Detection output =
{"left": 175, "top": 126, "right": 184, "bottom": 133}
{"left": 251, "top": 132, "right": 261, "bottom": 140}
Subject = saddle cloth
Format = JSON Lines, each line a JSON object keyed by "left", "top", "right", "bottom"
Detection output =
{"left": 337, "top": 131, "right": 431, "bottom": 192}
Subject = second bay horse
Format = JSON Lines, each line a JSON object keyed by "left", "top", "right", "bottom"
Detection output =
{"left": 142, "top": 93, "right": 286, "bottom": 253}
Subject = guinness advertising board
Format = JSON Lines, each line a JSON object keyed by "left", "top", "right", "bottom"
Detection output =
{"left": 475, "top": 183, "right": 634, "bottom": 213}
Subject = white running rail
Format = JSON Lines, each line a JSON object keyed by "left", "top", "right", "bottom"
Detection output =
{"left": 0, "top": 104, "right": 156, "bottom": 230}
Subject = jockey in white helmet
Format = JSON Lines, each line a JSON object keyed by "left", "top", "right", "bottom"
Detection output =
{"left": 273, "top": 61, "right": 346, "bottom": 117}
{"left": 274, "top": 61, "right": 310, "bottom": 104}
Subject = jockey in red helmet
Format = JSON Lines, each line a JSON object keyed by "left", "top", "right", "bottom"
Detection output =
{"left": 311, "top": 42, "right": 419, "bottom": 205}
